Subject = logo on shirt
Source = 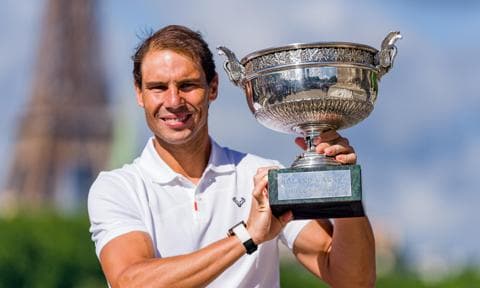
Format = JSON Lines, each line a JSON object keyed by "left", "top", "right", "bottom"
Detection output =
{"left": 232, "top": 197, "right": 246, "bottom": 207}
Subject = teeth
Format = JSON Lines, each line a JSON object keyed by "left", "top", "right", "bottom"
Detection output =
{"left": 163, "top": 114, "right": 188, "bottom": 122}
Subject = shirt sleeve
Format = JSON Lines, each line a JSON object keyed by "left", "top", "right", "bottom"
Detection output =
{"left": 88, "top": 171, "right": 148, "bottom": 258}
{"left": 279, "top": 220, "right": 311, "bottom": 250}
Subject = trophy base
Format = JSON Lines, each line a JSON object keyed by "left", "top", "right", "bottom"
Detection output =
{"left": 268, "top": 165, "right": 364, "bottom": 219}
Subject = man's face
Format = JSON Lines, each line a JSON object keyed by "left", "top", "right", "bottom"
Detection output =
{"left": 135, "top": 49, "right": 218, "bottom": 145}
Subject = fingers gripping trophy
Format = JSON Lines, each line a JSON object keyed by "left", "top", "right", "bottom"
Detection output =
{"left": 218, "top": 32, "right": 402, "bottom": 219}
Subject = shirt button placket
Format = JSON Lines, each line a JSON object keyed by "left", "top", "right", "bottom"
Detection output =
{"left": 194, "top": 187, "right": 200, "bottom": 220}
{"left": 178, "top": 177, "right": 198, "bottom": 219}
{"left": 195, "top": 176, "right": 213, "bottom": 222}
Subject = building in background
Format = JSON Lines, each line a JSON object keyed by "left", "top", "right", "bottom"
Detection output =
{"left": 3, "top": 0, "right": 111, "bottom": 211}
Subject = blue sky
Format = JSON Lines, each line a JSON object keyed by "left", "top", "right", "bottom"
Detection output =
{"left": 1, "top": 0, "right": 480, "bottom": 277}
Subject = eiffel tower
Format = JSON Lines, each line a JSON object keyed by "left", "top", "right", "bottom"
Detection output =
{"left": 3, "top": 0, "right": 112, "bottom": 210}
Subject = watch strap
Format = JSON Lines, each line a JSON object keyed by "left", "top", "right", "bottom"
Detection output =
{"left": 228, "top": 221, "right": 258, "bottom": 254}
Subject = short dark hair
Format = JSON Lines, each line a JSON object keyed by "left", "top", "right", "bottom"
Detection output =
{"left": 132, "top": 25, "right": 216, "bottom": 88}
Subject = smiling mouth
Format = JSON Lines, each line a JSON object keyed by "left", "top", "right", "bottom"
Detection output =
{"left": 156, "top": 112, "right": 192, "bottom": 125}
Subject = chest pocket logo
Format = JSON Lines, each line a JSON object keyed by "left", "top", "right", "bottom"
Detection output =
{"left": 232, "top": 197, "right": 246, "bottom": 207}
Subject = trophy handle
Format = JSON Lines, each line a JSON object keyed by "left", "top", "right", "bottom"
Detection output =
{"left": 375, "top": 31, "right": 402, "bottom": 79}
{"left": 217, "top": 46, "right": 245, "bottom": 86}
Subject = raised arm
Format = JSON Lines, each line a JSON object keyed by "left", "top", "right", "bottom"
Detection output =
{"left": 293, "top": 131, "right": 376, "bottom": 287}
{"left": 293, "top": 218, "right": 375, "bottom": 287}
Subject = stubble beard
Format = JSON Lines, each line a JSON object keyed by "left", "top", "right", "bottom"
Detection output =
{"left": 149, "top": 105, "right": 210, "bottom": 150}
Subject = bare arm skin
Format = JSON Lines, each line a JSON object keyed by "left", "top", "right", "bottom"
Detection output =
{"left": 293, "top": 131, "right": 376, "bottom": 287}
{"left": 99, "top": 167, "right": 292, "bottom": 288}
{"left": 293, "top": 218, "right": 375, "bottom": 287}
{"left": 100, "top": 231, "right": 247, "bottom": 288}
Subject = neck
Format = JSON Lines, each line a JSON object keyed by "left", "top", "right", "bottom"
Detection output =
{"left": 153, "top": 131, "right": 211, "bottom": 185}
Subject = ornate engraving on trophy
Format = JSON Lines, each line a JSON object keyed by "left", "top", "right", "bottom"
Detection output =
{"left": 246, "top": 47, "right": 376, "bottom": 75}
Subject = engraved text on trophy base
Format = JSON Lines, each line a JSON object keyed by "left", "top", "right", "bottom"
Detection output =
{"left": 277, "top": 170, "right": 352, "bottom": 200}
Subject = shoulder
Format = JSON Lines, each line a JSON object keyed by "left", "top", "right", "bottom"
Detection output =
{"left": 88, "top": 162, "right": 144, "bottom": 212}
{"left": 87, "top": 162, "right": 150, "bottom": 257}
{"left": 90, "top": 163, "right": 139, "bottom": 193}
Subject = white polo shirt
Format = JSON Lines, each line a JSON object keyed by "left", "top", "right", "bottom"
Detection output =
{"left": 88, "top": 137, "right": 309, "bottom": 287}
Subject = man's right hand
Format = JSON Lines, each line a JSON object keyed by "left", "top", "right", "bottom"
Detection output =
{"left": 246, "top": 167, "right": 293, "bottom": 245}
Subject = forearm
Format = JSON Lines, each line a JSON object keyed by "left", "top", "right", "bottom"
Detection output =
{"left": 116, "top": 236, "right": 246, "bottom": 288}
{"left": 324, "top": 217, "right": 376, "bottom": 287}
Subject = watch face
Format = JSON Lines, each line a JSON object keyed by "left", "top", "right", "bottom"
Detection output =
{"left": 229, "top": 221, "right": 245, "bottom": 233}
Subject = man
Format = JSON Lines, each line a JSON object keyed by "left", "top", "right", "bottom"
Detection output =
{"left": 88, "top": 25, "right": 375, "bottom": 287}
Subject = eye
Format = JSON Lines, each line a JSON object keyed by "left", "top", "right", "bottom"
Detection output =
{"left": 179, "top": 82, "right": 198, "bottom": 92}
{"left": 149, "top": 84, "right": 167, "bottom": 92}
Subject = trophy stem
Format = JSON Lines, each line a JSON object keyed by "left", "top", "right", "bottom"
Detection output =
{"left": 305, "top": 132, "right": 318, "bottom": 153}
{"left": 291, "top": 125, "right": 341, "bottom": 168}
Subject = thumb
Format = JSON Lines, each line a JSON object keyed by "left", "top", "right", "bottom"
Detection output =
{"left": 252, "top": 176, "right": 269, "bottom": 208}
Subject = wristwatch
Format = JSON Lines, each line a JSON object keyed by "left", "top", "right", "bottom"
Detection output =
{"left": 228, "top": 221, "right": 258, "bottom": 254}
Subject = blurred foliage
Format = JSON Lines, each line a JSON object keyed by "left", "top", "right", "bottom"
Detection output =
{"left": 0, "top": 211, "right": 104, "bottom": 288}
{"left": 280, "top": 262, "right": 480, "bottom": 287}
{"left": 1, "top": 211, "right": 480, "bottom": 287}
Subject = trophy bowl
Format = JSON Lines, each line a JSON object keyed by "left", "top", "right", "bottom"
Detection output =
{"left": 239, "top": 44, "right": 378, "bottom": 135}
{"left": 218, "top": 32, "right": 401, "bottom": 218}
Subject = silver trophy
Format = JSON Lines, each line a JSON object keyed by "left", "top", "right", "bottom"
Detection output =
{"left": 218, "top": 32, "right": 401, "bottom": 219}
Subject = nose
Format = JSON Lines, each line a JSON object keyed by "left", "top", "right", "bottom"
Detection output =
{"left": 164, "top": 86, "right": 182, "bottom": 107}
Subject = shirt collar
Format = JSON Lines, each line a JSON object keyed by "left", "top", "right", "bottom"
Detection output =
{"left": 207, "top": 139, "right": 236, "bottom": 174}
{"left": 136, "top": 137, "right": 235, "bottom": 184}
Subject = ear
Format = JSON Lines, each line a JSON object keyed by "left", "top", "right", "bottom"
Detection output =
{"left": 135, "top": 84, "right": 144, "bottom": 107}
{"left": 208, "top": 74, "right": 219, "bottom": 102}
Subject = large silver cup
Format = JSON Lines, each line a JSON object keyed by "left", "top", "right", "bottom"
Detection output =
{"left": 218, "top": 32, "right": 401, "bottom": 219}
